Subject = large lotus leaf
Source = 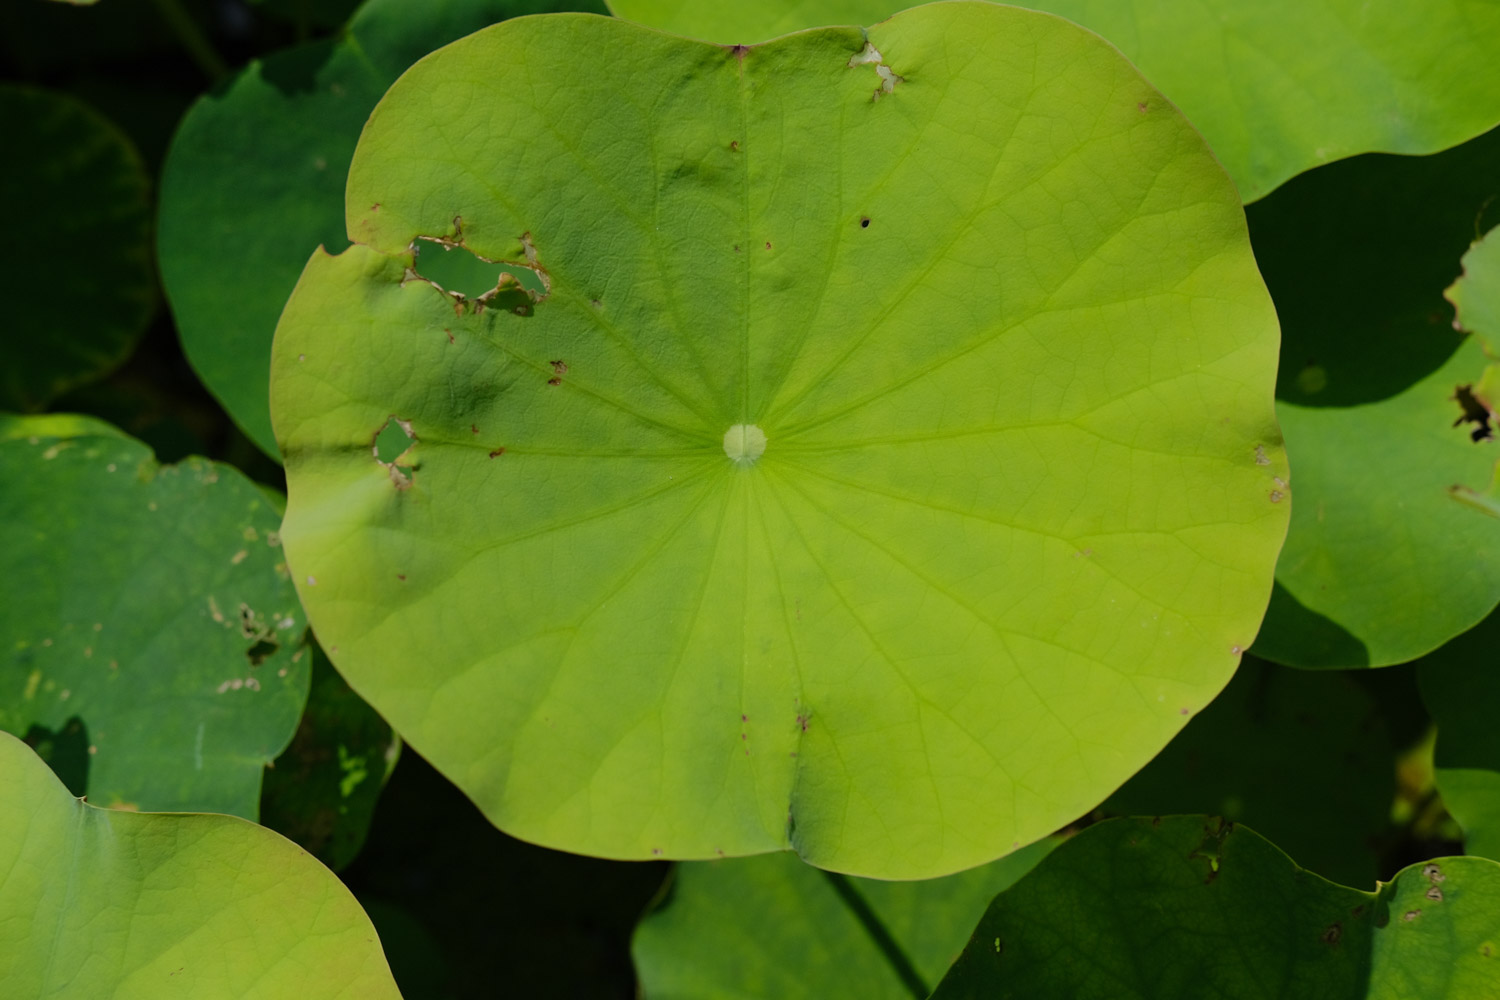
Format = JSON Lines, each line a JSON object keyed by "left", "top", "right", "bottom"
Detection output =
{"left": 261, "top": 643, "right": 400, "bottom": 871}
{"left": 0, "top": 418, "right": 310, "bottom": 816}
{"left": 0, "top": 731, "right": 401, "bottom": 999}
{"left": 633, "top": 839, "right": 1056, "bottom": 999}
{"left": 0, "top": 85, "right": 154, "bottom": 411}
{"left": 1104, "top": 657, "right": 1392, "bottom": 886}
{"left": 605, "top": 0, "right": 1500, "bottom": 202}
{"left": 157, "top": 0, "right": 607, "bottom": 459}
{"left": 271, "top": 5, "right": 1287, "bottom": 876}
{"left": 1245, "top": 128, "right": 1500, "bottom": 668}
{"left": 1417, "top": 606, "right": 1500, "bottom": 862}
{"left": 932, "top": 816, "right": 1500, "bottom": 1000}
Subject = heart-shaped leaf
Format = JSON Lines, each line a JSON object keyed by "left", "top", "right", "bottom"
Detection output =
{"left": 0, "top": 730, "right": 401, "bottom": 999}
{"left": 271, "top": 4, "right": 1286, "bottom": 876}
{"left": 932, "top": 816, "right": 1500, "bottom": 1000}
{"left": 0, "top": 418, "right": 309, "bottom": 816}
{"left": 633, "top": 840, "right": 1056, "bottom": 999}
{"left": 606, "top": 0, "right": 1500, "bottom": 202}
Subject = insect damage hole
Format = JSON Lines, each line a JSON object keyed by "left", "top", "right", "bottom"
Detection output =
{"left": 373, "top": 417, "right": 416, "bottom": 489}
{"left": 848, "top": 42, "right": 903, "bottom": 100}
{"left": 411, "top": 239, "right": 548, "bottom": 315}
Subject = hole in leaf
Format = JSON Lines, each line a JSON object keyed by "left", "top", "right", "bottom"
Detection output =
{"left": 413, "top": 240, "right": 548, "bottom": 311}
{"left": 374, "top": 418, "right": 413, "bottom": 464}
{"left": 1453, "top": 384, "right": 1493, "bottom": 441}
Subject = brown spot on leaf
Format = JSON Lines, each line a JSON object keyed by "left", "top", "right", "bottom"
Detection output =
{"left": 489, "top": 448, "right": 506, "bottom": 459}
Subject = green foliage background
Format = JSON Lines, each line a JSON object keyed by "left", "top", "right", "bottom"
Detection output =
{"left": 4, "top": 0, "right": 1500, "bottom": 996}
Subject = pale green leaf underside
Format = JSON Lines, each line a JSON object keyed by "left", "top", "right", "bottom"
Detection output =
{"left": 272, "top": 6, "right": 1286, "bottom": 877}
{"left": 933, "top": 816, "right": 1500, "bottom": 999}
{"left": 0, "top": 420, "right": 310, "bottom": 816}
{"left": 606, "top": 0, "right": 1500, "bottom": 202}
{"left": 0, "top": 732, "right": 400, "bottom": 999}
{"left": 632, "top": 839, "right": 1056, "bottom": 999}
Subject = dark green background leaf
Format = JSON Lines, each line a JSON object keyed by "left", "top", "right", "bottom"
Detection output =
{"left": 0, "top": 86, "right": 154, "bottom": 411}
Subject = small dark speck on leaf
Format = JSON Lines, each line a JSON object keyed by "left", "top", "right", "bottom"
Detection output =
{"left": 1179, "top": 707, "right": 1190, "bottom": 715}
{"left": 591, "top": 298, "right": 602, "bottom": 309}
{"left": 765, "top": 242, "right": 772, "bottom": 250}
{"left": 1423, "top": 863, "right": 1446, "bottom": 883}
{"left": 1483, "top": 944, "right": 1494, "bottom": 958}
{"left": 652, "top": 848, "right": 662, "bottom": 856}
{"left": 1404, "top": 910, "right": 1422, "bottom": 922}
{"left": 1427, "top": 887, "right": 1444, "bottom": 901}
{"left": 1138, "top": 101, "right": 1148, "bottom": 113}
{"left": 445, "top": 329, "right": 455, "bottom": 344}
{"left": 1269, "top": 490, "right": 1284, "bottom": 502}
{"left": 369, "top": 203, "right": 380, "bottom": 212}
{"left": 860, "top": 217, "right": 870, "bottom": 228}
{"left": 730, "top": 140, "right": 740, "bottom": 152}
{"left": 397, "top": 574, "right": 406, "bottom": 581}
{"left": 733, "top": 245, "right": 741, "bottom": 252}
{"left": 489, "top": 448, "right": 505, "bottom": 458}
{"left": 741, "top": 714, "right": 747, "bottom": 722}
{"left": 550, "top": 360, "right": 568, "bottom": 374}
{"left": 1352, "top": 904, "right": 1367, "bottom": 918}
{"left": 1321, "top": 923, "right": 1341, "bottom": 946}
{"left": 547, "top": 377, "right": 562, "bottom": 386}
{"left": 470, "top": 424, "right": 479, "bottom": 434}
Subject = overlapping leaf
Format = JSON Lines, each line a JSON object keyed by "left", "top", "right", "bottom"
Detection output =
{"left": 0, "top": 731, "right": 401, "bottom": 999}
{"left": 0, "top": 417, "right": 309, "bottom": 816}
{"left": 157, "top": 0, "right": 606, "bottom": 458}
{"left": 606, "top": 0, "right": 1500, "bottom": 201}
{"left": 0, "top": 86, "right": 154, "bottom": 410}
{"left": 261, "top": 643, "right": 399, "bottom": 870}
{"left": 932, "top": 816, "right": 1500, "bottom": 1000}
{"left": 1248, "top": 128, "right": 1500, "bottom": 668}
{"left": 272, "top": 5, "right": 1285, "bottom": 876}
{"left": 633, "top": 840, "right": 1056, "bottom": 999}
{"left": 1418, "top": 607, "right": 1500, "bottom": 863}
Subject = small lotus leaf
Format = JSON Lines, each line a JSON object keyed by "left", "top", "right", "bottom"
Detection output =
{"left": 0, "top": 86, "right": 154, "bottom": 411}
{"left": 932, "top": 816, "right": 1500, "bottom": 1000}
{"left": 0, "top": 731, "right": 401, "bottom": 999}
{"left": 606, "top": 0, "right": 1500, "bottom": 201}
{"left": 158, "top": 0, "right": 606, "bottom": 458}
{"left": 633, "top": 839, "right": 1055, "bottom": 998}
{"left": 272, "top": 5, "right": 1286, "bottom": 876}
{"left": 1249, "top": 128, "right": 1500, "bottom": 667}
{"left": 0, "top": 418, "right": 309, "bottom": 816}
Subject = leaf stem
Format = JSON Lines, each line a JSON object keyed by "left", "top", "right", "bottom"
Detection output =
{"left": 821, "top": 870, "right": 930, "bottom": 999}
{"left": 149, "top": 0, "right": 229, "bottom": 83}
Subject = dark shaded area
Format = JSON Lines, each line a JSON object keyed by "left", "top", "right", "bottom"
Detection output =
{"left": 1248, "top": 125, "right": 1500, "bottom": 408}
{"left": 22, "top": 716, "right": 90, "bottom": 798}
{"left": 339, "top": 749, "right": 668, "bottom": 999}
{"left": 1104, "top": 658, "right": 1393, "bottom": 886}
{"left": 1251, "top": 581, "right": 1370, "bottom": 669}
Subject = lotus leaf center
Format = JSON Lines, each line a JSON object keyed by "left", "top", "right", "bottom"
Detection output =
{"left": 722, "top": 424, "right": 767, "bottom": 465}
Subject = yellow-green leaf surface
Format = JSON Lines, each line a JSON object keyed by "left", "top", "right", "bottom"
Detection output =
{"left": 0, "top": 418, "right": 310, "bottom": 816}
{"left": 633, "top": 839, "right": 1056, "bottom": 999}
{"left": 607, "top": 0, "right": 1500, "bottom": 202}
{"left": 158, "top": 0, "right": 606, "bottom": 458}
{"left": 272, "top": 5, "right": 1286, "bottom": 876}
{"left": 0, "top": 86, "right": 154, "bottom": 410}
{"left": 1248, "top": 130, "right": 1500, "bottom": 668}
{"left": 932, "top": 816, "right": 1500, "bottom": 1000}
{"left": 0, "top": 731, "right": 401, "bottom": 999}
